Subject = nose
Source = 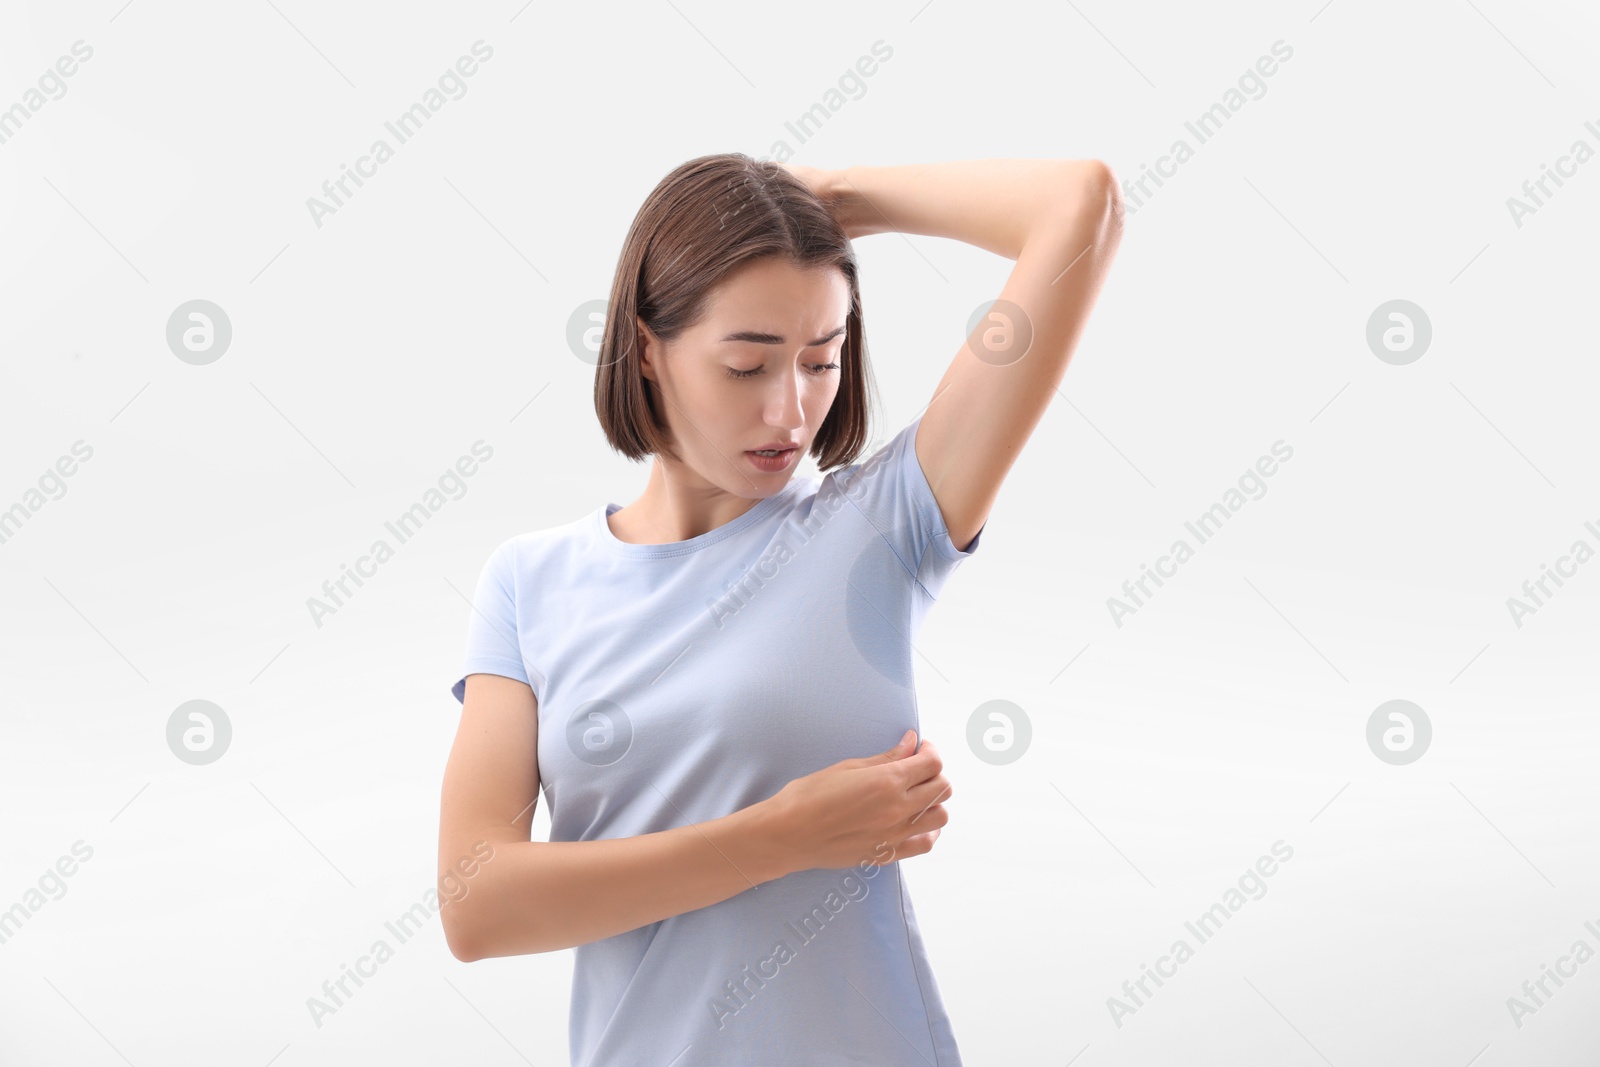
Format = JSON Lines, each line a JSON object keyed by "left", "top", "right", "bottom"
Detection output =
{"left": 764, "top": 365, "right": 805, "bottom": 433}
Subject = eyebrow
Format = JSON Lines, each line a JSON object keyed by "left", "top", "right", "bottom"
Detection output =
{"left": 719, "top": 325, "right": 847, "bottom": 347}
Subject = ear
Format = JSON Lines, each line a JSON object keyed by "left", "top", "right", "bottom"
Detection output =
{"left": 635, "top": 315, "right": 660, "bottom": 383}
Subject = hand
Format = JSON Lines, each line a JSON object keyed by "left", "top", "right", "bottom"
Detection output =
{"left": 762, "top": 730, "right": 952, "bottom": 875}
{"left": 778, "top": 162, "right": 872, "bottom": 240}
{"left": 777, "top": 161, "right": 838, "bottom": 201}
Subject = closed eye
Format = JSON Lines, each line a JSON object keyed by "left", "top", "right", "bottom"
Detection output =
{"left": 726, "top": 362, "right": 840, "bottom": 380}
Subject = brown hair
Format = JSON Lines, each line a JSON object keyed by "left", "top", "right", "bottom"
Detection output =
{"left": 593, "top": 152, "right": 875, "bottom": 470}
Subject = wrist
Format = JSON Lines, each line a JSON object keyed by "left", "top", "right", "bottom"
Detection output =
{"left": 828, "top": 166, "right": 854, "bottom": 201}
{"left": 828, "top": 166, "right": 879, "bottom": 240}
{"left": 738, "top": 796, "right": 799, "bottom": 884}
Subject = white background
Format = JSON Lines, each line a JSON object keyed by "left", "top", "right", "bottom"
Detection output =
{"left": 2, "top": 0, "right": 1598, "bottom": 1064}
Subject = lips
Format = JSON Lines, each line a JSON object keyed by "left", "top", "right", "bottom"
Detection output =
{"left": 745, "top": 446, "right": 798, "bottom": 471}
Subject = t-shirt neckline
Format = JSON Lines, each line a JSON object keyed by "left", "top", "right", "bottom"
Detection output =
{"left": 595, "top": 481, "right": 803, "bottom": 558}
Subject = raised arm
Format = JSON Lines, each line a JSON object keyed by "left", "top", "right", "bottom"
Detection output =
{"left": 802, "top": 159, "right": 1126, "bottom": 551}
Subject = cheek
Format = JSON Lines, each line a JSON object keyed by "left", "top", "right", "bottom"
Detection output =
{"left": 808, "top": 373, "right": 842, "bottom": 406}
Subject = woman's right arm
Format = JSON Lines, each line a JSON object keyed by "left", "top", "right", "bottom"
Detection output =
{"left": 438, "top": 673, "right": 951, "bottom": 961}
{"left": 438, "top": 673, "right": 801, "bottom": 960}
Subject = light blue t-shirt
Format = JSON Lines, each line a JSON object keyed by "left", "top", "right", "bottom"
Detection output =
{"left": 452, "top": 412, "right": 984, "bottom": 1066}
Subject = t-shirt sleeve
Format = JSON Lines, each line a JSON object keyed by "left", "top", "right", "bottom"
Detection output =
{"left": 840, "top": 411, "right": 986, "bottom": 600}
{"left": 450, "top": 539, "right": 531, "bottom": 704}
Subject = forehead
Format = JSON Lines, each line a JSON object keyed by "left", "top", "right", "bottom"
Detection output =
{"left": 702, "top": 257, "right": 849, "bottom": 324}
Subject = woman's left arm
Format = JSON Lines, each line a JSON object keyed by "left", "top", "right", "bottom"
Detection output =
{"left": 808, "top": 159, "right": 1126, "bottom": 552}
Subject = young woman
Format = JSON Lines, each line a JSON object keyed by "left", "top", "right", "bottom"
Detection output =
{"left": 438, "top": 154, "right": 1124, "bottom": 1065}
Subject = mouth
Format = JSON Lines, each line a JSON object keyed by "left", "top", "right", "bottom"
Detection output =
{"left": 745, "top": 446, "right": 798, "bottom": 470}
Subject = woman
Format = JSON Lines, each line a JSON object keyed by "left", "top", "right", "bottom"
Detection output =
{"left": 438, "top": 153, "right": 1124, "bottom": 1066}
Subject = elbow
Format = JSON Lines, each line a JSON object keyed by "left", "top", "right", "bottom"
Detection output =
{"left": 442, "top": 904, "right": 563, "bottom": 960}
{"left": 441, "top": 904, "right": 484, "bottom": 963}
{"left": 1081, "top": 159, "right": 1125, "bottom": 229}
{"left": 1039, "top": 159, "right": 1125, "bottom": 241}
{"left": 1058, "top": 159, "right": 1123, "bottom": 232}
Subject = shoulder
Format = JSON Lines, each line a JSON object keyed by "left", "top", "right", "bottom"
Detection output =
{"left": 488, "top": 510, "right": 598, "bottom": 580}
{"left": 813, "top": 419, "right": 916, "bottom": 510}
{"left": 816, "top": 423, "right": 903, "bottom": 495}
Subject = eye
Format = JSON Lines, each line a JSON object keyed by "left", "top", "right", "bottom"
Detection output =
{"left": 724, "top": 362, "right": 840, "bottom": 380}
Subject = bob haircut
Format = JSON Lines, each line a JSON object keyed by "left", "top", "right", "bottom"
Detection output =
{"left": 593, "top": 152, "right": 876, "bottom": 471}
